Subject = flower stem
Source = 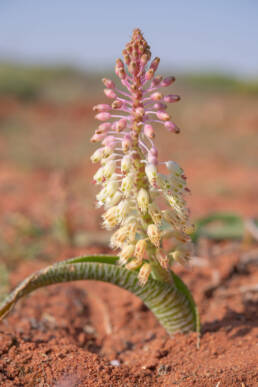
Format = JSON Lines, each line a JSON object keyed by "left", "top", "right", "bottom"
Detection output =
{"left": 0, "top": 255, "right": 199, "bottom": 335}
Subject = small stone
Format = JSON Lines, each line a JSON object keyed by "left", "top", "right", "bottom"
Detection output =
{"left": 110, "top": 359, "right": 120, "bottom": 367}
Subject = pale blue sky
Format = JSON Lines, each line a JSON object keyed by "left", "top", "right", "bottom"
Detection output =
{"left": 0, "top": 0, "right": 257, "bottom": 77}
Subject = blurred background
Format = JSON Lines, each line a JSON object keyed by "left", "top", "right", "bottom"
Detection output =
{"left": 0, "top": 1, "right": 257, "bottom": 280}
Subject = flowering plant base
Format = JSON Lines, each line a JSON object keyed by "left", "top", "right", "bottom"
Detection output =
{"left": 0, "top": 255, "right": 199, "bottom": 336}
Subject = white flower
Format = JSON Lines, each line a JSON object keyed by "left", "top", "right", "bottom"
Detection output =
{"left": 134, "top": 239, "right": 146, "bottom": 260}
{"left": 148, "top": 202, "right": 162, "bottom": 224}
{"left": 103, "top": 206, "right": 119, "bottom": 229}
{"left": 137, "top": 188, "right": 149, "bottom": 214}
{"left": 103, "top": 160, "right": 116, "bottom": 178}
{"left": 145, "top": 164, "right": 158, "bottom": 187}
{"left": 147, "top": 224, "right": 160, "bottom": 248}
{"left": 119, "top": 244, "right": 135, "bottom": 264}
{"left": 91, "top": 148, "right": 105, "bottom": 163}
{"left": 121, "top": 155, "right": 132, "bottom": 174}
{"left": 121, "top": 174, "right": 134, "bottom": 197}
{"left": 138, "top": 263, "right": 151, "bottom": 286}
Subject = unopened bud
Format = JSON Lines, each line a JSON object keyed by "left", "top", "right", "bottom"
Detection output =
{"left": 147, "top": 152, "right": 158, "bottom": 165}
{"left": 117, "top": 69, "right": 126, "bottom": 79}
{"left": 102, "top": 136, "right": 117, "bottom": 148}
{"left": 102, "top": 78, "right": 115, "bottom": 89}
{"left": 151, "top": 76, "right": 163, "bottom": 87}
{"left": 93, "top": 104, "right": 111, "bottom": 113}
{"left": 124, "top": 54, "right": 130, "bottom": 65}
{"left": 112, "top": 100, "right": 123, "bottom": 109}
{"left": 129, "top": 61, "right": 138, "bottom": 75}
{"left": 116, "top": 58, "right": 124, "bottom": 69}
{"left": 96, "top": 122, "right": 111, "bottom": 134}
{"left": 90, "top": 132, "right": 106, "bottom": 143}
{"left": 164, "top": 121, "right": 180, "bottom": 133}
{"left": 161, "top": 76, "right": 175, "bottom": 87}
{"left": 122, "top": 134, "right": 132, "bottom": 152}
{"left": 164, "top": 94, "right": 180, "bottom": 103}
{"left": 115, "top": 118, "right": 127, "bottom": 132}
{"left": 144, "top": 124, "right": 155, "bottom": 139}
{"left": 150, "top": 146, "right": 158, "bottom": 157}
{"left": 156, "top": 111, "right": 170, "bottom": 121}
{"left": 95, "top": 112, "right": 111, "bottom": 121}
{"left": 104, "top": 89, "right": 117, "bottom": 99}
{"left": 140, "top": 54, "right": 148, "bottom": 65}
{"left": 145, "top": 68, "right": 154, "bottom": 81}
{"left": 150, "top": 92, "right": 163, "bottom": 101}
{"left": 150, "top": 57, "right": 160, "bottom": 72}
{"left": 153, "top": 102, "right": 167, "bottom": 110}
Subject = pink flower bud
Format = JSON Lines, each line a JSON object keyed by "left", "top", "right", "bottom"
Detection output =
{"left": 148, "top": 153, "right": 158, "bottom": 165}
{"left": 93, "top": 104, "right": 111, "bottom": 113}
{"left": 122, "top": 134, "right": 132, "bottom": 152}
{"left": 150, "top": 92, "right": 163, "bottom": 101}
{"left": 96, "top": 123, "right": 110, "bottom": 134}
{"left": 164, "top": 121, "right": 180, "bottom": 133}
{"left": 90, "top": 132, "right": 106, "bottom": 142}
{"left": 164, "top": 94, "right": 180, "bottom": 103}
{"left": 150, "top": 57, "right": 160, "bottom": 72}
{"left": 104, "top": 89, "right": 117, "bottom": 99}
{"left": 151, "top": 76, "right": 162, "bottom": 87}
{"left": 102, "top": 78, "right": 115, "bottom": 89}
{"left": 95, "top": 112, "right": 111, "bottom": 121}
{"left": 112, "top": 99, "right": 123, "bottom": 109}
{"left": 98, "top": 122, "right": 112, "bottom": 132}
{"left": 124, "top": 54, "right": 130, "bottom": 65}
{"left": 115, "top": 118, "right": 127, "bottom": 132}
{"left": 140, "top": 54, "right": 148, "bottom": 65}
{"left": 150, "top": 146, "right": 158, "bottom": 157}
{"left": 111, "top": 122, "right": 117, "bottom": 130}
{"left": 102, "top": 135, "right": 117, "bottom": 148}
{"left": 116, "top": 58, "right": 124, "bottom": 69}
{"left": 153, "top": 102, "right": 167, "bottom": 110}
{"left": 117, "top": 69, "right": 126, "bottom": 80}
{"left": 145, "top": 69, "right": 154, "bottom": 81}
{"left": 156, "top": 111, "right": 170, "bottom": 121}
{"left": 128, "top": 61, "right": 138, "bottom": 75}
{"left": 144, "top": 124, "right": 155, "bottom": 139}
{"left": 134, "top": 107, "right": 144, "bottom": 119}
{"left": 161, "top": 76, "right": 175, "bottom": 87}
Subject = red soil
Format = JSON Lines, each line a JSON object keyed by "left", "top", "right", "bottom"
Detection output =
{"left": 0, "top": 243, "right": 258, "bottom": 386}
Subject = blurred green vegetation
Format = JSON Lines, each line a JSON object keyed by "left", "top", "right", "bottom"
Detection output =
{"left": 0, "top": 62, "right": 102, "bottom": 101}
{"left": 0, "top": 62, "right": 258, "bottom": 102}
{"left": 183, "top": 73, "right": 258, "bottom": 94}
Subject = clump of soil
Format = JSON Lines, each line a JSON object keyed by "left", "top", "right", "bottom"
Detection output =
{"left": 0, "top": 243, "right": 257, "bottom": 386}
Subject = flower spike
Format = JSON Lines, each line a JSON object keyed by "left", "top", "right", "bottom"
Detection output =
{"left": 91, "top": 28, "right": 194, "bottom": 284}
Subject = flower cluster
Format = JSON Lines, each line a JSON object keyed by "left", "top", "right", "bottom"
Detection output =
{"left": 91, "top": 29, "right": 194, "bottom": 285}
